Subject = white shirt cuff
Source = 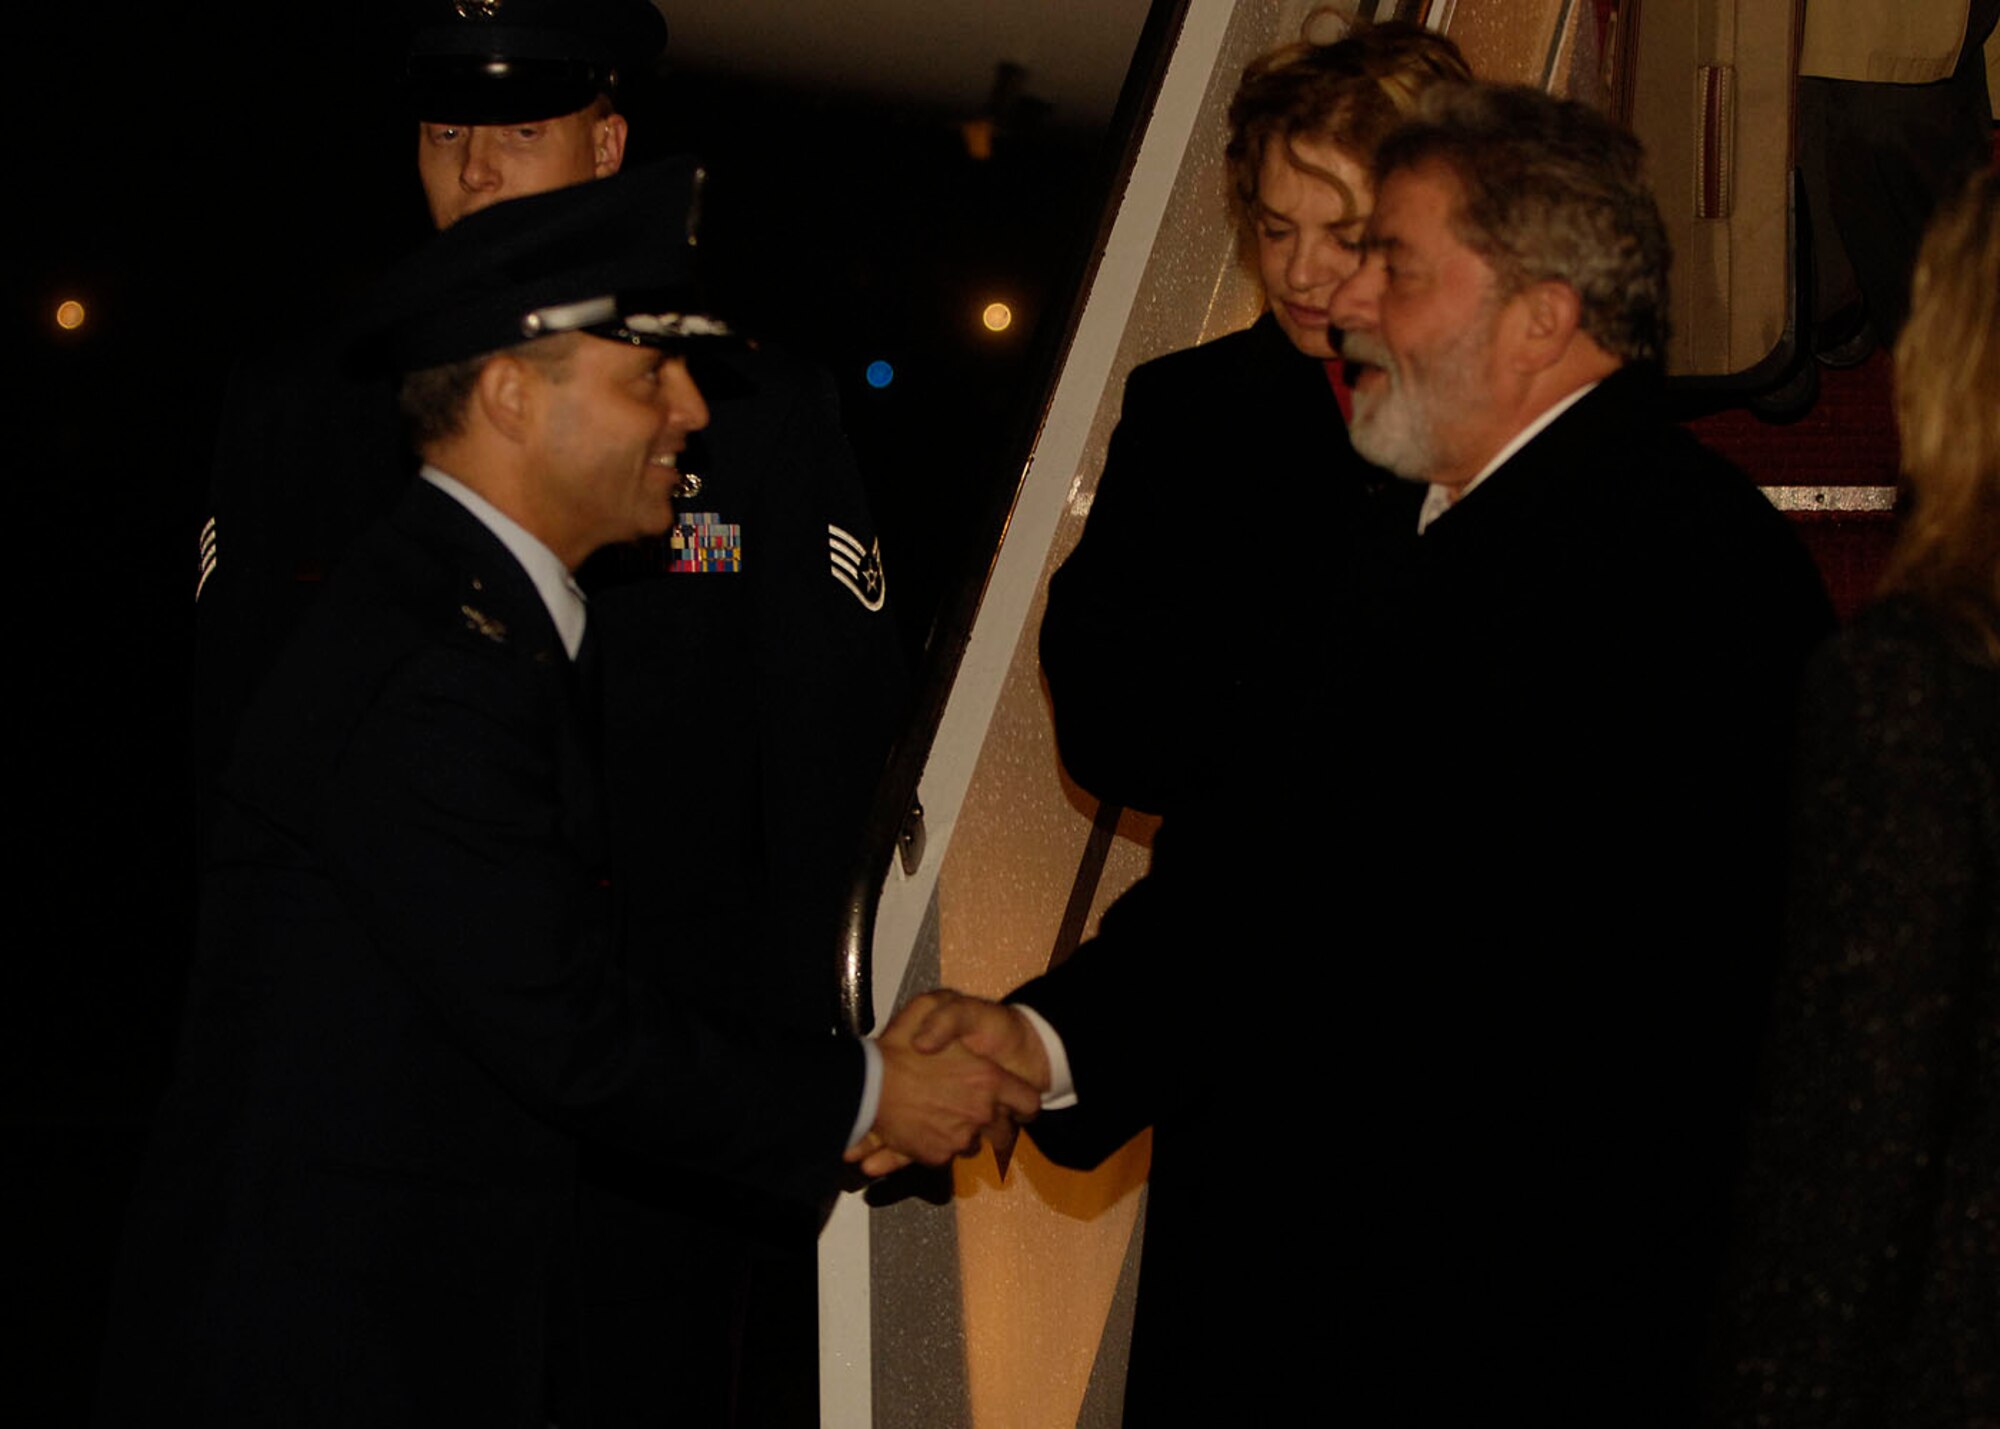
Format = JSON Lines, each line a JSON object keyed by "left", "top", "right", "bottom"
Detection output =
{"left": 847, "top": 1037, "right": 883, "bottom": 1151}
{"left": 1012, "top": 1003, "right": 1078, "bottom": 1110}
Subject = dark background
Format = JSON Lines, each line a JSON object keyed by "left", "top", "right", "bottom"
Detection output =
{"left": 8, "top": 5, "right": 1142, "bottom": 1415}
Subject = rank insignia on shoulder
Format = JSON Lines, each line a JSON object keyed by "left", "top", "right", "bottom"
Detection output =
{"left": 197, "top": 516, "right": 218, "bottom": 603}
{"left": 829, "top": 523, "right": 886, "bottom": 612}
{"left": 668, "top": 511, "right": 743, "bottom": 573}
{"left": 460, "top": 603, "right": 508, "bottom": 644}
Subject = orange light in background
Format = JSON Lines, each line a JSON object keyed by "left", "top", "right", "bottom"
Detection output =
{"left": 960, "top": 117, "right": 996, "bottom": 162}
{"left": 56, "top": 299, "right": 86, "bottom": 331}
{"left": 981, "top": 302, "right": 1012, "bottom": 333}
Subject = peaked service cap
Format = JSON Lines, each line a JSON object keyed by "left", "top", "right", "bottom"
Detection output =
{"left": 352, "top": 157, "right": 731, "bottom": 374}
{"left": 405, "top": 0, "right": 668, "bottom": 124}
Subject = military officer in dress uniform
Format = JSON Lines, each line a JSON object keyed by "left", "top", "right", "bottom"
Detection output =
{"left": 109, "top": 159, "right": 1017, "bottom": 1429}
{"left": 192, "top": 4, "right": 909, "bottom": 1422}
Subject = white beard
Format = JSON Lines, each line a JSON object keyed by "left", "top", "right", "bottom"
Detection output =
{"left": 1342, "top": 320, "right": 1494, "bottom": 483}
{"left": 1347, "top": 369, "right": 1438, "bottom": 481}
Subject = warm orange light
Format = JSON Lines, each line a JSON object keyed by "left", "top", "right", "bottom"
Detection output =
{"left": 56, "top": 299, "right": 86, "bottom": 331}
{"left": 981, "top": 302, "right": 1013, "bottom": 333}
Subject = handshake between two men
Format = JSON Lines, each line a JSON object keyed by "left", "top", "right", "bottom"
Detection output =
{"left": 853, "top": 992, "right": 1057, "bottom": 1178}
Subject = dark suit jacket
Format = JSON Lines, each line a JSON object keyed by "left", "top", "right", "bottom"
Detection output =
{"left": 1040, "top": 311, "right": 1395, "bottom": 818}
{"left": 1021, "top": 369, "right": 1834, "bottom": 1424}
{"left": 1331, "top": 369, "right": 1836, "bottom": 1420}
{"left": 1706, "top": 598, "right": 2000, "bottom": 1427}
{"left": 572, "top": 343, "right": 908, "bottom": 1426}
{"left": 102, "top": 482, "right": 861, "bottom": 1428}
{"left": 585, "top": 341, "right": 908, "bottom": 1037}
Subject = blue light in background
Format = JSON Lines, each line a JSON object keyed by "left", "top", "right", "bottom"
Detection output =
{"left": 865, "top": 359, "right": 894, "bottom": 389}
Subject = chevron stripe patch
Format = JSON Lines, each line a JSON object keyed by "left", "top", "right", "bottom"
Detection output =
{"left": 829, "top": 523, "right": 886, "bottom": 611}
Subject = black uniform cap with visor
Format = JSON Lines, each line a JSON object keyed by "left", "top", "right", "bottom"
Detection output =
{"left": 404, "top": 0, "right": 669, "bottom": 125}
{"left": 351, "top": 157, "right": 735, "bottom": 377}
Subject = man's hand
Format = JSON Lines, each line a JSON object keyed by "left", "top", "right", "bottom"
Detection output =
{"left": 847, "top": 991, "right": 1045, "bottom": 1178}
{"left": 910, "top": 990, "right": 1052, "bottom": 1091}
